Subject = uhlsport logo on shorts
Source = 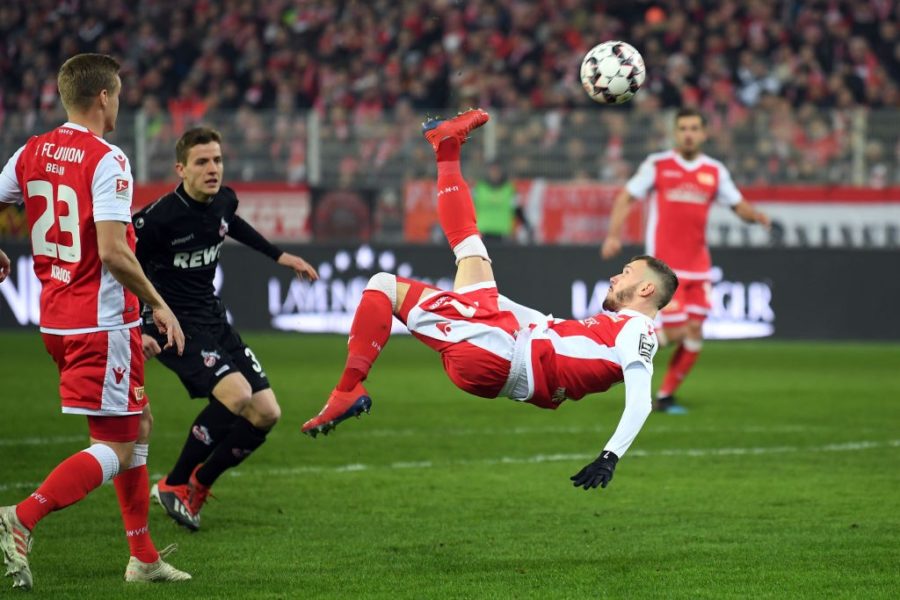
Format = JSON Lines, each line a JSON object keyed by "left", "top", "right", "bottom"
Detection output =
{"left": 201, "top": 349, "right": 221, "bottom": 367}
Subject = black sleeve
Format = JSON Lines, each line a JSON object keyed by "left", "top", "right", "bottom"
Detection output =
{"left": 133, "top": 214, "right": 157, "bottom": 268}
{"left": 228, "top": 214, "right": 283, "bottom": 261}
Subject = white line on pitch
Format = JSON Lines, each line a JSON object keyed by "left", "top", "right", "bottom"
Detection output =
{"left": 1, "top": 439, "right": 897, "bottom": 493}
{"left": 230, "top": 438, "right": 900, "bottom": 477}
{"left": 0, "top": 424, "right": 824, "bottom": 448}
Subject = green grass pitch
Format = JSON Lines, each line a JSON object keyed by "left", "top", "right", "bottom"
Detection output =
{"left": 1, "top": 332, "right": 898, "bottom": 599}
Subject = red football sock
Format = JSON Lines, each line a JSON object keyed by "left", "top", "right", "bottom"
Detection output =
{"left": 336, "top": 289, "right": 393, "bottom": 392}
{"left": 658, "top": 344, "right": 701, "bottom": 397}
{"left": 15, "top": 451, "right": 105, "bottom": 531}
{"left": 114, "top": 465, "right": 159, "bottom": 563}
{"left": 435, "top": 138, "right": 480, "bottom": 249}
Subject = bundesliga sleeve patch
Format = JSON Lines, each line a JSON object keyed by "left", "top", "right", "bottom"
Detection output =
{"left": 115, "top": 178, "right": 130, "bottom": 201}
{"left": 638, "top": 333, "right": 654, "bottom": 362}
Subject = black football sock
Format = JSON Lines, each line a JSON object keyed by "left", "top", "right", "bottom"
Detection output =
{"left": 167, "top": 397, "right": 240, "bottom": 485}
{"left": 194, "top": 418, "right": 270, "bottom": 488}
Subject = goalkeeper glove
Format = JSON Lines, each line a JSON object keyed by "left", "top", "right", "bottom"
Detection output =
{"left": 570, "top": 450, "right": 619, "bottom": 490}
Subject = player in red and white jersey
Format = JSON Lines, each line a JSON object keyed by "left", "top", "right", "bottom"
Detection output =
{"left": 0, "top": 54, "right": 189, "bottom": 589}
{"left": 602, "top": 108, "right": 770, "bottom": 414}
{"left": 302, "top": 109, "right": 678, "bottom": 492}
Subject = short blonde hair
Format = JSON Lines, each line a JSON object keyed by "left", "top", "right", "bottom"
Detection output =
{"left": 57, "top": 54, "right": 120, "bottom": 113}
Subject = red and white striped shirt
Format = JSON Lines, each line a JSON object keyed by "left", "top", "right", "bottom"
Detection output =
{"left": 626, "top": 150, "right": 742, "bottom": 280}
{"left": 512, "top": 309, "right": 658, "bottom": 409}
{"left": 0, "top": 122, "right": 139, "bottom": 333}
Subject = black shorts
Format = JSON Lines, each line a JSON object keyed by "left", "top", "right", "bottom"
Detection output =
{"left": 145, "top": 321, "right": 270, "bottom": 399}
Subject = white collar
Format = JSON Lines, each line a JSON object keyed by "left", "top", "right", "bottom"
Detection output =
{"left": 617, "top": 308, "right": 652, "bottom": 320}
{"left": 62, "top": 121, "right": 90, "bottom": 132}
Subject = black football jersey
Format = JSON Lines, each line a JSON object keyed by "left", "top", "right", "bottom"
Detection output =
{"left": 133, "top": 184, "right": 239, "bottom": 325}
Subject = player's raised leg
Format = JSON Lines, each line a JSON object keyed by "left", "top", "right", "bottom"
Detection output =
{"left": 301, "top": 272, "right": 441, "bottom": 437}
{"left": 301, "top": 272, "right": 394, "bottom": 436}
{"left": 422, "top": 109, "right": 494, "bottom": 290}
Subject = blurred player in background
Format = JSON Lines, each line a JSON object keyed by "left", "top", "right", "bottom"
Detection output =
{"left": 601, "top": 108, "right": 770, "bottom": 414}
{"left": 302, "top": 110, "right": 678, "bottom": 492}
{"left": 134, "top": 127, "right": 317, "bottom": 531}
{"left": 0, "top": 53, "right": 190, "bottom": 589}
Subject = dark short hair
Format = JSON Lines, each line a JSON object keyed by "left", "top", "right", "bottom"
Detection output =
{"left": 175, "top": 127, "right": 222, "bottom": 164}
{"left": 631, "top": 254, "right": 679, "bottom": 309}
{"left": 675, "top": 107, "right": 706, "bottom": 127}
{"left": 57, "top": 54, "right": 120, "bottom": 113}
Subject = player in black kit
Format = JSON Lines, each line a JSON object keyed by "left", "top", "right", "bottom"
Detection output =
{"left": 134, "top": 127, "right": 317, "bottom": 530}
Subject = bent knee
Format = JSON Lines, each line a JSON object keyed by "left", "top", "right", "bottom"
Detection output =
{"left": 246, "top": 397, "right": 281, "bottom": 428}
{"left": 366, "top": 272, "right": 397, "bottom": 306}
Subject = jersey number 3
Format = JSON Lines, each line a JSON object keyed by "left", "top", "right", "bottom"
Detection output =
{"left": 27, "top": 180, "right": 81, "bottom": 262}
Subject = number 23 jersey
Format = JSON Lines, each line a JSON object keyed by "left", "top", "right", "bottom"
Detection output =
{"left": 0, "top": 122, "right": 138, "bottom": 333}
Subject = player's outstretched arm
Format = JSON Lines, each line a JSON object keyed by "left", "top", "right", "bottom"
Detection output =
{"left": 277, "top": 252, "right": 318, "bottom": 281}
{"left": 96, "top": 220, "right": 185, "bottom": 355}
{"left": 733, "top": 200, "right": 770, "bottom": 228}
{"left": 571, "top": 362, "right": 653, "bottom": 491}
{"left": 571, "top": 450, "right": 619, "bottom": 490}
{"left": 0, "top": 248, "right": 10, "bottom": 283}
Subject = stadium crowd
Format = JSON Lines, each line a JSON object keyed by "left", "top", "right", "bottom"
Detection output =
{"left": 1, "top": 0, "right": 899, "bottom": 195}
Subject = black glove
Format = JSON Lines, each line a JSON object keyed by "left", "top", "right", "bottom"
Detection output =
{"left": 570, "top": 450, "right": 619, "bottom": 490}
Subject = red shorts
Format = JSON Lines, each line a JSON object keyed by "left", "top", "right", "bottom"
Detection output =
{"left": 401, "top": 282, "right": 519, "bottom": 399}
{"left": 42, "top": 326, "right": 147, "bottom": 416}
{"left": 660, "top": 279, "right": 712, "bottom": 324}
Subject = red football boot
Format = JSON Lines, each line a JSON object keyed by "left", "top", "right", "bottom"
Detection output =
{"left": 187, "top": 465, "right": 214, "bottom": 519}
{"left": 150, "top": 476, "right": 199, "bottom": 531}
{"left": 302, "top": 382, "right": 372, "bottom": 437}
{"left": 422, "top": 108, "right": 490, "bottom": 151}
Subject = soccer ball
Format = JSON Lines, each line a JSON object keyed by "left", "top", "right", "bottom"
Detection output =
{"left": 580, "top": 41, "right": 646, "bottom": 104}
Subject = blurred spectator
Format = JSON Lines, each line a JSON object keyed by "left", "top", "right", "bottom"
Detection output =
{"left": 0, "top": 0, "right": 897, "bottom": 195}
{"left": 471, "top": 161, "right": 531, "bottom": 243}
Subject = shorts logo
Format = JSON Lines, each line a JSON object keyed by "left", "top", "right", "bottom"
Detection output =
{"left": 192, "top": 425, "right": 213, "bottom": 446}
{"left": 436, "top": 321, "right": 452, "bottom": 336}
{"left": 201, "top": 350, "right": 221, "bottom": 367}
{"left": 112, "top": 366, "right": 126, "bottom": 384}
{"left": 551, "top": 387, "right": 567, "bottom": 404}
{"left": 134, "top": 386, "right": 145, "bottom": 402}
{"left": 428, "top": 296, "right": 450, "bottom": 311}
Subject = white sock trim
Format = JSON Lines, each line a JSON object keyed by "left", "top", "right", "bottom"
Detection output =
{"left": 83, "top": 444, "right": 120, "bottom": 482}
{"left": 683, "top": 338, "right": 703, "bottom": 352}
{"left": 128, "top": 443, "right": 148, "bottom": 469}
{"left": 365, "top": 272, "right": 397, "bottom": 307}
{"left": 452, "top": 235, "right": 491, "bottom": 265}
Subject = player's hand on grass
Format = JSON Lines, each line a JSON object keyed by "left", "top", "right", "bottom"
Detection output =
{"left": 152, "top": 305, "right": 185, "bottom": 355}
{"left": 278, "top": 252, "right": 319, "bottom": 281}
{"left": 142, "top": 334, "right": 162, "bottom": 360}
{"left": 0, "top": 249, "right": 10, "bottom": 283}
{"left": 571, "top": 450, "right": 619, "bottom": 490}
{"left": 600, "top": 237, "right": 621, "bottom": 260}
